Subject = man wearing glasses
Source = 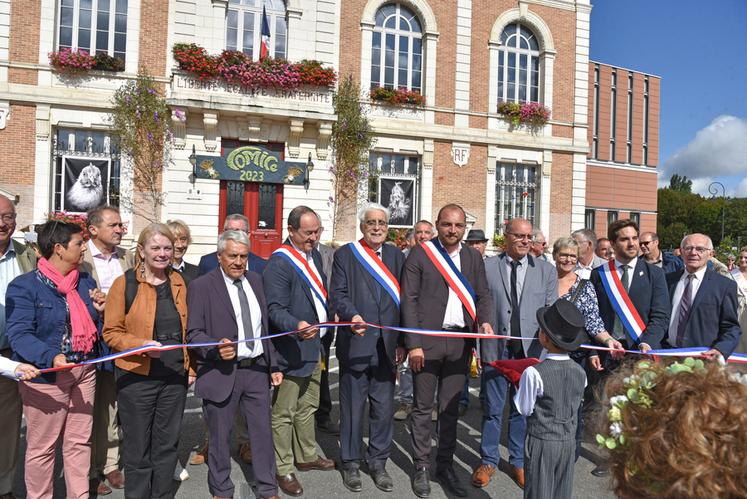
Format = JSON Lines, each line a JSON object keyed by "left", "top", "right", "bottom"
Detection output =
{"left": 198, "top": 214, "right": 267, "bottom": 275}
{"left": 0, "top": 194, "right": 37, "bottom": 499}
{"left": 639, "top": 231, "right": 683, "bottom": 274}
{"left": 529, "top": 228, "right": 552, "bottom": 264}
{"left": 472, "top": 218, "right": 557, "bottom": 491}
{"left": 571, "top": 228, "right": 606, "bottom": 279}
{"left": 402, "top": 204, "right": 494, "bottom": 498}
{"left": 663, "top": 233, "right": 741, "bottom": 359}
{"left": 82, "top": 205, "right": 134, "bottom": 495}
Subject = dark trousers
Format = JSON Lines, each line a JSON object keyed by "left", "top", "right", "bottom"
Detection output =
{"left": 203, "top": 366, "right": 277, "bottom": 498}
{"left": 410, "top": 337, "right": 470, "bottom": 470}
{"left": 316, "top": 330, "right": 334, "bottom": 424}
{"left": 116, "top": 369, "right": 187, "bottom": 499}
{"left": 339, "top": 355, "right": 395, "bottom": 471}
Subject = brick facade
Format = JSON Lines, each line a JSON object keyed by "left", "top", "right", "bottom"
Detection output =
{"left": 8, "top": 0, "right": 40, "bottom": 84}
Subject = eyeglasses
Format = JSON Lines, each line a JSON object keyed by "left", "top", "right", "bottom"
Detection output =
{"left": 639, "top": 240, "right": 653, "bottom": 246}
{"left": 0, "top": 213, "right": 16, "bottom": 224}
{"left": 364, "top": 220, "right": 388, "bottom": 228}
{"left": 506, "top": 232, "right": 533, "bottom": 240}
{"left": 556, "top": 253, "right": 578, "bottom": 261}
{"left": 682, "top": 246, "right": 710, "bottom": 254}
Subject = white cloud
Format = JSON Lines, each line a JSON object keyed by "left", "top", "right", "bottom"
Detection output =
{"left": 662, "top": 115, "right": 747, "bottom": 178}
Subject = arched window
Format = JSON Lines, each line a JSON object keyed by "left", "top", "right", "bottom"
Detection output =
{"left": 226, "top": 0, "right": 287, "bottom": 60}
{"left": 497, "top": 23, "right": 540, "bottom": 103}
{"left": 370, "top": 3, "right": 422, "bottom": 93}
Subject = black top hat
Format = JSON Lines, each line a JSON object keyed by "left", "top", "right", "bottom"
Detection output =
{"left": 465, "top": 229, "right": 488, "bottom": 243}
{"left": 535, "top": 299, "right": 589, "bottom": 351}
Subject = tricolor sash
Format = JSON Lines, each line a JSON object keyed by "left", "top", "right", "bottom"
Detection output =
{"left": 349, "top": 240, "right": 401, "bottom": 307}
{"left": 272, "top": 245, "right": 328, "bottom": 307}
{"left": 421, "top": 240, "right": 477, "bottom": 321}
{"left": 598, "top": 260, "right": 646, "bottom": 343}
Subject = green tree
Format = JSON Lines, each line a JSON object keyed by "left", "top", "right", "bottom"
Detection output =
{"left": 668, "top": 174, "right": 692, "bottom": 193}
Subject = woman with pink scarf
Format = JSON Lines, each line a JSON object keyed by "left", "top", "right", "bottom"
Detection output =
{"left": 5, "top": 220, "right": 105, "bottom": 499}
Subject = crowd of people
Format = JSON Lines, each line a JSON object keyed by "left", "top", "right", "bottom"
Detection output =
{"left": 0, "top": 192, "right": 745, "bottom": 499}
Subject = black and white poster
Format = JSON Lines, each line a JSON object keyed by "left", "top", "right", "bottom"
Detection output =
{"left": 380, "top": 178, "right": 414, "bottom": 227}
{"left": 64, "top": 158, "right": 109, "bottom": 212}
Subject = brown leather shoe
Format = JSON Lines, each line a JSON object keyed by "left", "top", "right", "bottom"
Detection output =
{"left": 276, "top": 473, "right": 303, "bottom": 497}
{"left": 190, "top": 442, "right": 208, "bottom": 465}
{"left": 295, "top": 456, "right": 335, "bottom": 471}
{"left": 239, "top": 441, "right": 252, "bottom": 463}
{"left": 105, "top": 470, "right": 125, "bottom": 489}
{"left": 471, "top": 464, "right": 497, "bottom": 487}
{"left": 89, "top": 478, "right": 112, "bottom": 496}
{"left": 509, "top": 465, "right": 525, "bottom": 489}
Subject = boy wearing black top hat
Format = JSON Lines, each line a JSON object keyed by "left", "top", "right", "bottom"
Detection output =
{"left": 514, "top": 300, "right": 588, "bottom": 499}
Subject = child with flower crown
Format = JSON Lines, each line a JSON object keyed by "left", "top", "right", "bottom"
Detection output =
{"left": 596, "top": 357, "right": 747, "bottom": 499}
{"left": 513, "top": 299, "right": 589, "bottom": 499}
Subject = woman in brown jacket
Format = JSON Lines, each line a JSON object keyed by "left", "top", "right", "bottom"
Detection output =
{"left": 103, "top": 223, "right": 195, "bottom": 499}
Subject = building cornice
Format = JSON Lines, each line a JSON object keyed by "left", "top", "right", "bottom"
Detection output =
{"left": 586, "top": 159, "right": 659, "bottom": 173}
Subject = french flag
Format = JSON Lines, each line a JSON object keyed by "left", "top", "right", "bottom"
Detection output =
{"left": 260, "top": 5, "right": 271, "bottom": 60}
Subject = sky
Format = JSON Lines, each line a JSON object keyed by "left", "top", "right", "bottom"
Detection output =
{"left": 589, "top": 0, "right": 747, "bottom": 197}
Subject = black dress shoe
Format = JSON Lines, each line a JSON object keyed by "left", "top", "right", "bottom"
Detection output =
{"left": 436, "top": 466, "right": 467, "bottom": 497}
{"left": 342, "top": 468, "right": 363, "bottom": 492}
{"left": 316, "top": 419, "right": 340, "bottom": 435}
{"left": 371, "top": 468, "right": 394, "bottom": 492}
{"left": 411, "top": 466, "right": 431, "bottom": 498}
{"left": 591, "top": 464, "right": 610, "bottom": 477}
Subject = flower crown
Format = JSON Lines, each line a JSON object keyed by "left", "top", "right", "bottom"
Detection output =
{"left": 596, "top": 357, "right": 707, "bottom": 450}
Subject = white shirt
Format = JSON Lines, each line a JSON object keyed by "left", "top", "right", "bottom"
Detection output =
{"left": 441, "top": 243, "right": 466, "bottom": 329}
{"left": 290, "top": 241, "right": 328, "bottom": 337}
{"left": 513, "top": 353, "right": 587, "bottom": 416}
{"left": 613, "top": 256, "right": 638, "bottom": 289}
{"left": 667, "top": 266, "right": 708, "bottom": 345}
{"left": 0, "top": 244, "right": 22, "bottom": 349}
{"left": 504, "top": 254, "right": 529, "bottom": 300}
{"left": 221, "top": 269, "right": 264, "bottom": 359}
{"left": 88, "top": 240, "right": 124, "bottom": 293}
{"left": 0, "top": 355, "right": 21, "bottom": 380}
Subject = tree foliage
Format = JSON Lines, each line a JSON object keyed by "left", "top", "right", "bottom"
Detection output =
{"left": 668, "top": 174, "right": 692, "bottom": 193}
{"left": 110, "top": 75, "right": 171, "bottom": 221}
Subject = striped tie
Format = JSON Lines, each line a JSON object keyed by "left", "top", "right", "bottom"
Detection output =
{"left": 675, "top": 274, "right": 694, "bottom": 347}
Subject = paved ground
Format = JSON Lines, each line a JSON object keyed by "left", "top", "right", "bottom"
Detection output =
{"left": 15, "top": 348, "right": 617, "bottom": 498}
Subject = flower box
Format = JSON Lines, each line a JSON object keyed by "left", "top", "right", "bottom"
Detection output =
{"left": 497, "top": 101, "right": 551, "bottom": 129}
{"left": 369, "top": 87, "right": 425, "bottom": 107}
{"left": 171, "top": 43, "right": 337, "bottom": 90}
{"left": 49, "top": 48, "right": 125, "bottom": 74}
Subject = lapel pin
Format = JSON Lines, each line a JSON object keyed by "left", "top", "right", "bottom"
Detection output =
{"left": 639, "top": 271, "right": 644, "bottom": 276}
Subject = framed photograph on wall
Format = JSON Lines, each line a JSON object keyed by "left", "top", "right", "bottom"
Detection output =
{"left": 379, "top": 177, "right": 415, "bottom": 227}
{"left": 63, "top": 158, "right": 109, "bottom": 213}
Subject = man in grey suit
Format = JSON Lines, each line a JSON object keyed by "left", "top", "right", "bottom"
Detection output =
{"left": 572, "top": 228, "right": 606, "bottom": 279}
{"left": 186, "top": 230, "right": 282, "bottom": 499}
{"left": 472, "top": 218, "right": 557, "bottom": 490}
{"left": 315, "top": 237, "right": 339, "bottom": 434}
{"left": 402, "top": 204, "right": 494, "bottom": 498}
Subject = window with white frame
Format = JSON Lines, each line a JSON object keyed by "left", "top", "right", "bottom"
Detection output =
{"left": 368, "top": 152, "right": 420, "bottom": 228}
{"left": 226, "top": 0, "right": 287, "bottom": 60}
{"left": 497, "top": 23, "right": 540, "bottom": 103}
{"left": 495, "top": 163, "right": 537, "bottom": 231}
{"left": 52, "top": 128, "right": 121, "bottom": 213}
{"left": 370, "top": 3, "right": 422, "bottom": 93}
{"left": 58, "top": 0, "right": 128, "bottom": 61}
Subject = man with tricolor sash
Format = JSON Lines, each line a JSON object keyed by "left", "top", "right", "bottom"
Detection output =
{"left": 590, "top": 219, "right": 670, "bottom": 362}
{"left": 401, "top": 204, "right": 494, "bottom": 498}
{"left": 263, "top": 206, "right": 335, "bottom": 497}
{"left": 330, "top": 202, "right": 405, "bottom": 493}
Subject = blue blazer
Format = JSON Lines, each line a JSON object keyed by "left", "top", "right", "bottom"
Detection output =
{"left": 186, "top": 268, "right": 278, "bottom": 403}
{"left": 661, "top": 252, "right": 684, "bottom": 274}
{"left": 262, "top": 240, "right": 328, "bottom": 377}
{"left": 590, "top": 259, "right": 670, "bottom": 348}
{"left": 5, "top": 270, "right": 102, "bottom": 383}
{"left": 665, "top": 269, "right": 741, "bottom": 357}
{"left": 198, "top": 251, "right": 267, "bottom": 276}
{"left": 330, "top": 243, "right": 405, "bottom": 371}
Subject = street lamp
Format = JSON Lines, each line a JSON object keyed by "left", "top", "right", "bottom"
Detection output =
{"left": 304, "top": 152, "right": 314, "bottom": 191}
{"left": 188, "top": 144, "right": 197, "bottom": 185}
{"left": 708, "top": 181, "right": 726, "bottom": 242}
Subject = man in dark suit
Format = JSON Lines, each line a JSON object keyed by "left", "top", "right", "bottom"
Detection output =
{"left": 198, "top": 213, "right": 267, "bottom": 275}
{"left": 330, "top": 203, "right": 405, "bottom": 493}
{"left": 664, "top": 233, "right": 741, "bottom": 358}
{"left": 263, "top": 206, "right": 335, "bottom": 497}
{"left": 315, "top": 239, "right": 339, "bottom": 435}
{"left": 402, "top": 204, "right": 494, "bottom": 498}
{"left": 472, "top": 218, "right": 557, "bottom": 491}
{"left": 590, "top": 219, "right": 670, "bottom": 356}
{"left": 186, "top": 230, "right": 282, "bottom": 499}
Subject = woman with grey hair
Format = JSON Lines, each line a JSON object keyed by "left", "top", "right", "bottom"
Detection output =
{"left": 167, "top": 219, "right": 199, "bottom": 285}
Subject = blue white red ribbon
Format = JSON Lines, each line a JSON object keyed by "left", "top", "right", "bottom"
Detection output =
{"left": 272, "top": 245, "right": 328, "bottom": 307}
{"left": 598, "top": 260, "right": 646, "bottom": 343}
{"left": 421, "top": 240, "right": 477, "bottom": 321}
{"left": 349, "top": 240, "right": 400, "bottom": 307}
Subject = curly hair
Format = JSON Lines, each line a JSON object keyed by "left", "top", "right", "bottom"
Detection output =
{"left": 599, "top": 360, "right": 747, "bottom": 499}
